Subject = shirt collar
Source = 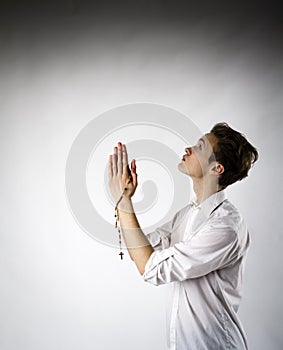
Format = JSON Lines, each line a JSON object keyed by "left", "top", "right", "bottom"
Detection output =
{"left": 190, "top": 190, "right": 226, "bottom": 214}
{"left": 188, "top": 190, "right": 227, "bottom": 234}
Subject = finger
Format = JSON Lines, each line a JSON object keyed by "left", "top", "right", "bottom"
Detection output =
{"left": 122, "top": 144, "right": 129, "bottom": 174}
{"left": 131, "top": 159, "right": 138, "bottom": 187}
{"left": 117, "top": 142, "right": 123, "bottom": 175}
{"left": 112, "top": 146, "right": 118, "bottom": 175}
{"left": 108, "top": 155, "right": 113, "bottom": 179}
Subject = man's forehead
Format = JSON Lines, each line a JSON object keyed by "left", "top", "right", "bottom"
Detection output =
{"left": 199, "top": 133, "right": 218, "bottom": 146}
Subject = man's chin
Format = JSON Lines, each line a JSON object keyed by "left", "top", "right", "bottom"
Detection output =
{"left": 178, "top": 162, "right": 189, "bottom": 175}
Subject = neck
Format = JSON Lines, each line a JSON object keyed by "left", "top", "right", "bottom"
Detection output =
{"left": 192, "top": 178, "right": 222, "bottom": 205}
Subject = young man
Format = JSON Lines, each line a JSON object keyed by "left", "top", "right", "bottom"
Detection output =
{"left": 108, "top": 122, "right": 258, "bottom": 350}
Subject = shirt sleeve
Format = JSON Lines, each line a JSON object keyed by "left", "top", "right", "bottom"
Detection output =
{"left": 145, "top": 212, "right": 179, "bottom": 251}
{"left": 143, "top": 218, "right": 242, "bottom": 286}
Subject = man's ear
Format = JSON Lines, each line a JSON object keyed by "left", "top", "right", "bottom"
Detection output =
{"left": 211, "top": 162, "right": 224, "bottom": 175}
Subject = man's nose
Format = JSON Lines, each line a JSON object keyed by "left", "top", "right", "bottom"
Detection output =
{"left": 185, "top": 147, "right": 193, "bottom": 155}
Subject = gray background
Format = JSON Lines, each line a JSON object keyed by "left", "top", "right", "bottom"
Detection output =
{"left": 1, "top": 1, "right": 282, "bottom": 349}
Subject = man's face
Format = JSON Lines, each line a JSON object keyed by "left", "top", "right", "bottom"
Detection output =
{"left": 178, "top": 133, "right": 218, "bottom": 179}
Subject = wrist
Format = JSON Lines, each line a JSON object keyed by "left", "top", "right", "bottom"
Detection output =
{"left": 118, "top": 196, "right": 134, "bottom": 213}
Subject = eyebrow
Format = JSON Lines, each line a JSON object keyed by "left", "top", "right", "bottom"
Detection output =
{"left": 199, "top": 138, "right": 206, "bottom": 145}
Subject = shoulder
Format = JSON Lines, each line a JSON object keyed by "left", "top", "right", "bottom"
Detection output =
{"left": 208, "top": 199, "right": 248, "bottom": 240}
{"left": 212, "top": 199, "right": 243, "bottom": 222}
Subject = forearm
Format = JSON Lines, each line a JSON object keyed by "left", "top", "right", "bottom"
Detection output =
{"left": 118, "top": 198, "right": 154, "bottom": 275}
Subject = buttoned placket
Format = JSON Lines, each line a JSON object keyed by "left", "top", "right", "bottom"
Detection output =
{"left": 169, "top": 202, "right": 200, "bottom": 350}
{"left": 169, "top": 281, "right": 180, "bottom": 350}
{"left": 183, "top": 201, "right": 201, "bottom": 241}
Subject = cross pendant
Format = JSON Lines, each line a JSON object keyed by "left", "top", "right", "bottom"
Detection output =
{"left": 119, "top": 251, "right": 124, "bottom": 260}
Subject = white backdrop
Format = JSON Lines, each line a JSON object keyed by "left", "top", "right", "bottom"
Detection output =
{"left": 1, "top": 1, "right": 282, "bottom": 349}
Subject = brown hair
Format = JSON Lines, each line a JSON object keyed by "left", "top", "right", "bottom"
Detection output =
{"left": 209, "top": 122, "right": 259, "bottom": 188}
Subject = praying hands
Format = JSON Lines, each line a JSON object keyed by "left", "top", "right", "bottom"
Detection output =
{"left": 108, "top": 142, "right": 138, "bottom": 209}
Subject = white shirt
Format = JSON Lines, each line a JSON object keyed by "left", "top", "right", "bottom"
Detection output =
{"left": 143, "top": 190, "right": 250, "bottom": 350}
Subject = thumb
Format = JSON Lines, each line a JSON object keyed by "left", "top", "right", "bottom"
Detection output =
{"left": 131, "top": 159, "right": 138, "bottom": 187}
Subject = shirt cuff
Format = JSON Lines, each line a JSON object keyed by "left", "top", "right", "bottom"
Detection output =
{"left": 142, "top": 246, "right": 175, "bottom": 285}
{"left": 145, "top": 231, "right": 161, "bottom": 248}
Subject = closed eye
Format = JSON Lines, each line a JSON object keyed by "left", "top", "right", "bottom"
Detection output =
{"left": 196, "top": 142, "right": 202, "bottom": 150}
{"left": 197, "top": 138, "right": 205, "bottom": 150}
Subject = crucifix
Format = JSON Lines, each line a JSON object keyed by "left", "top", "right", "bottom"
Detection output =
{"left": 119, "top": 251, "right": 124, "bottom": 260}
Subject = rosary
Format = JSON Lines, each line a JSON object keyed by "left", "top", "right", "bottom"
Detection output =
{"left": 114, "top": 176, "right": 132, "bottom": 260}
